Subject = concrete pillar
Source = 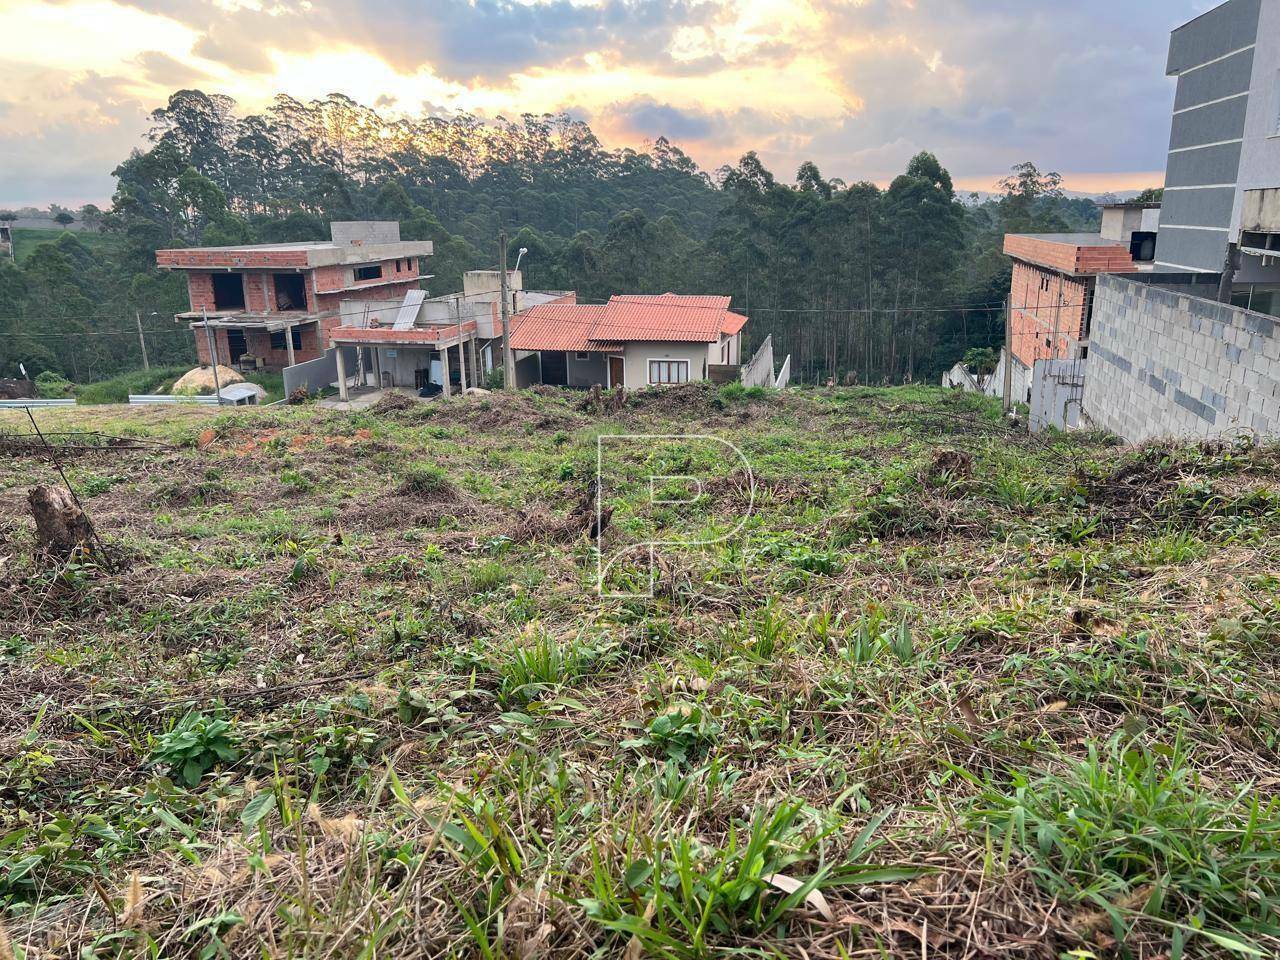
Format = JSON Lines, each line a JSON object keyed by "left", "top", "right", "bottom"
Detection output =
{"left": 285, "top": 324, "right": 296, "bottom": 367}
{"left": 336, "top": 347, "right": 349, "bottom": 401}
{"left": 373, "top": 348, "right": 383, "bottom": 389}
{"left": 442, "top": 345, "right": 452, "bottom": 398}
{"left": 458, "top": 342, "right": 467, "bottom": 393}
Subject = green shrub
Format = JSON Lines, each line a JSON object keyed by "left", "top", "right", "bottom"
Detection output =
{"left": 34, "top": 370, "right": 73, "bottom": 398}
{"left": 719, "top": 382, "right": 769, "bottom": 403}
{"left": 74, "top": 366, "right": 189, "bottom": 404}
{"left": 493, "top": 634, "right": 596, "bottom": 705}
{"left": 151, "top": 711, "right": 241, "bottom": 787}
{"left": 623, "top": 704, "right": 722, "bottom": 764}
{"left": 400, "top": 461, "right": 450, "bottom": 496}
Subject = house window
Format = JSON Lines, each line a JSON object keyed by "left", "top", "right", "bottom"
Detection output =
{"left": 212, "top": 273, "right": 245, "bottom": 310}
{"left": 273, "top": 273, "right": 306, "bottom": 311}
{"left": 648, "top": 359, "right": 690, "bottom": 385}
{"left": 271, "top": 327, "right": 303, "bottom": 351}
{"left": 354, "top": 264, "right": 383, "bottom": 282}
{"left": 575, "top": 352, "right": 590, "bottom": 361}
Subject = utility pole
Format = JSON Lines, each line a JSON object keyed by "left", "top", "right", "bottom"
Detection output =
{"left": 1001, "top": 299, "right": 1013, "bottom": 414}
{"left": 499, "top": 231, "right": 515, "bottom": 389}
{"left": 135, "top": 310, "right": 150, "bottom": 370}
{"left": 202, "top": 307, "right": 222, "bottom": 401}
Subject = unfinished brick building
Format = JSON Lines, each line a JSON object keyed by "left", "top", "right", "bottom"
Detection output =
{"left": 1003, "top": 233, "right": 1138, "bottom": 369}
{"left": 157, "top": 222, "right": 433, "bottom": 372}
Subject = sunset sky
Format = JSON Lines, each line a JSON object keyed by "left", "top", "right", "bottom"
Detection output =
{"left": 0, "top": 0, "right": 1215, "bottom": 208}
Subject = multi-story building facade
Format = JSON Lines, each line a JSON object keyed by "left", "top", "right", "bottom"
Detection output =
{"left": 156, "top": 221, "right": 433, "bottom": 371}
{"left": 1154, "top": 0, "right": 1280, "bottom": 314}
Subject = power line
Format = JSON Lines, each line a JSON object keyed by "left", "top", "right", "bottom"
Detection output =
{"left": 0, "top": 310, "right": 180, "bottom": 323}
{"left": 0, "top": 329, "right": 192, "bottom": 341}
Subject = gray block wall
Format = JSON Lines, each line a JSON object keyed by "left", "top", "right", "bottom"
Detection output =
{"left": 330, "top": 221, "right": 401, "bottom": 245}
{"left": 1083, "top": 273, "right": 1280, "bottom": 442}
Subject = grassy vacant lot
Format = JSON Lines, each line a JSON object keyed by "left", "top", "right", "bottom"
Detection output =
{"left": 3, "top": 385, "right": 1280, "bottom": 959}
{"left": 10, "top": 228, "right": 117, "bottom": 264}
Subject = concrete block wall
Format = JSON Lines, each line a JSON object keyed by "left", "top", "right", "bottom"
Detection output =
{"left": 1084, "top": 273, "right": 1280, "bottom": 442}
{"left": 331, "top": 221, "right": 401, "bottom": 245}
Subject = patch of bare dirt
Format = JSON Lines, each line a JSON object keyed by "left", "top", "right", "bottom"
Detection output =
{"left": 509, "top": 480, "right": 611, "bottom": 544}
{"left": 369, "top": 392, "right": 417, "bottom": 415}
{"left": 924, "top": 448, "right": 974, "bottom": 485}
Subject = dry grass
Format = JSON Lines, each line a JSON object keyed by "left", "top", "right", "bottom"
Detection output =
{"left": 2, "top": 385, "right": 1280, "bottom": 958}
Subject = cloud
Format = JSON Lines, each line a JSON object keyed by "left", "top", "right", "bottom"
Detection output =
{"left": 0, "top": 67, "right": 150, "bottom": 206}
{"left": 604, "top": 97, "right": 720, "bottom": 141}
{"left": 791, "top": 0, "right": 1207, "bottom": 187}
{"left": 0, "top": 0, "right": 1225, "bottom": 203}
{"left": 135, "top": 51, "right": 210, "bottom": 88}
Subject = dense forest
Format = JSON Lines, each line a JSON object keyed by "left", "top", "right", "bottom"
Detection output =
{"left": 0, "top": 90, "right": 1110, "bottom": 385}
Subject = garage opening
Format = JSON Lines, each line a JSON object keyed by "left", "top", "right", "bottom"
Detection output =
{"left": 274, "top": 273, "right": 307, "bottom": 311}
{"left": 212, "top": 273, "right": 245, "bottom": 310}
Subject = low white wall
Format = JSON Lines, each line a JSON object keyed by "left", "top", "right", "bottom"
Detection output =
{"left": 741, "top": 335, "right": 775, "bottom": 388}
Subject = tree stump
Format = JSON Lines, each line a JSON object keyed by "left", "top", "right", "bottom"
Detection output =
{"left": 28, "top": 486, "right": 94, "bottom": 559}
{"left": 609, "top": 383, "right": 627, "bottom": 413}
{"left": 581, "top": 383, "right": 604, "bottom": 414}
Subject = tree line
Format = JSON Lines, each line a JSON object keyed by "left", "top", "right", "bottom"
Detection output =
{"left": 0, "top": 89, "right": 1108, "bottom": 384}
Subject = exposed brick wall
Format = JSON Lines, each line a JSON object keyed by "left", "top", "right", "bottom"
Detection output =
{"left": 193, "top": 326, "right": 235, "bottom": 366}
{"left": 156, "top": 249, "right": 309, "bottom": 269}
{"left": 1008, "top": 261, "right": 1092, "bottom": 368}
{"left": 242, "top": 321, "right": 326, "bottom": 369}
{"left": 1084, "top": 274, "right": 1280, "bottom": 441}
{"left": 1003, "top": 235, "right": 1137, "bottom": 275}
{"left": 184, "top": 262, "right": 423, "bottom": 364}
{"left": 244, "top": 273, "right": 269, "bottom": 312}
{"left": 186, "top": 273, "right": 216, "bottom": 312}
{"left": 313, "top": 257, "right": 418, "bottom": 295}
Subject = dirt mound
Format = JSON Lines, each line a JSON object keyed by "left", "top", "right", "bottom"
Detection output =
{"left": 924, "top": 448, "right": 974, "bottom": 485}
{"left": 510, "top": 481, "right": 612, "bottom": 544}
{"left": 429, "top": 391, "right": 581, "bottom": 432}
{"left": 370, "top": 392, "right": 418, "bottom": 415}
{"left": 0, "top": 378, "right": 35, "bottom": 400}
{"left": 172, "top": 365, "right": 244, "bottom": 394}
{"left": 1077, "top": 444, "right": 1192, "bottom": 516}
{"left": 340, "top": 492, "right": 493, "bottom": 532}
{"left": 626, "top": 382, "right": 719, "bottom": 414}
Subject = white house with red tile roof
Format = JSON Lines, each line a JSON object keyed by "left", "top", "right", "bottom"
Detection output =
{"left": 509, "top": 293, "right": 748, "bottom": 388}
{"left": 321, "top": 282, "right": 749, "bottom": 400}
